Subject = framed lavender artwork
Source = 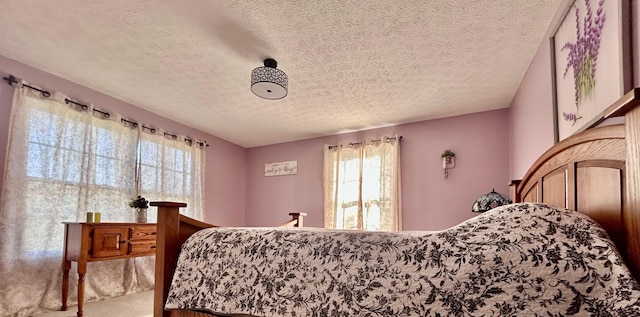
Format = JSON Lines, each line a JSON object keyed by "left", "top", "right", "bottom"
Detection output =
{"left": 551, "top": 0, "right": 631, "bottom": 143}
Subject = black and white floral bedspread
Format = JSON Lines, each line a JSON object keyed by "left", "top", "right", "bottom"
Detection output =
{"left": 165, "top": 203, "right": 640, "bottom": 316}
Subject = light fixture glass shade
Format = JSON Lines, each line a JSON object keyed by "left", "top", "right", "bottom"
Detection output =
{"left": 251, "top": 59, "right": 288, "bottom": 100}
{"left": 472, "top": 189, "right": 512, "bottom": 212}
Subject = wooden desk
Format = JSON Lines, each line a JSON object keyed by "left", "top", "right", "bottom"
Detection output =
{"left": 61, "top": 222, "right": 157, "bottom": 317}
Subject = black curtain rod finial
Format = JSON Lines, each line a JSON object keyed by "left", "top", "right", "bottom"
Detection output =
{"left": 3, "top": 75, "right": 17, "bottom": 86}
{"left": 3, "top": 74, "right": 51, "bottom": 97}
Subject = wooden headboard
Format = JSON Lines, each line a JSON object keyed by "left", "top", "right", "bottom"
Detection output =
{"left": 511, "top": 88, "right": 640, "bottom": 279}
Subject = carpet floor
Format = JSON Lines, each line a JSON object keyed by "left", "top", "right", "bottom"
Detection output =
{"left": 30, "top": 290, "right": 153, "bottom": 317}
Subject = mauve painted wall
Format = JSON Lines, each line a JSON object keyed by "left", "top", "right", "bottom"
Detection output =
{"left": 508, "top": 39, "right": 555, "bottom": 179}
{"left": 0, "top": 56, "right": 247, "bottom": 226}
{"left": 246, "top": 109, "right": 510, "bottom": 231}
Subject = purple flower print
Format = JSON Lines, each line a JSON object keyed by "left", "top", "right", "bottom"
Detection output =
{"left": 563, "top": 112, "right": 583, "bottom": 125}
{"left": 560, "top": 0, "right": 606, "bottom": 111}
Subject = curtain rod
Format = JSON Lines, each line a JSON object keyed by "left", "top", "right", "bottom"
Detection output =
{"left": 2, "top": 74, "right": 209, "bottom": 147}
{"left": 3, "top": 74, "right": 51, "bottom": 97}
{"left": 328, "top": 136, "right": 403, "bottom": 149}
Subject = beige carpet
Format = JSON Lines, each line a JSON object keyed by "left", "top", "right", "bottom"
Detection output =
{"left": 31, "top": 290, "right": 153, "bottom": 317}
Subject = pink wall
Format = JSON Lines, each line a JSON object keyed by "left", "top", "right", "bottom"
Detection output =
{"left": 508, "top": 39, "right": 555, "bottom": 179}
{"left": 246, "top": 109, "right": 510, "bottom": 231}
{"left": 0, "top": 56, "right": 247, "bottom": 226}
{"left": 1, "top": 55, "right": 509, "bottom": 231}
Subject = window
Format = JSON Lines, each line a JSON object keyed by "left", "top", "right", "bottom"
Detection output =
{"left": 0, "top": 86, "right": 206, "bottom": 317}
{"left": 19, "top": 104, "right": 139, "bottom": 256}
{"left": 323, "top": 137, "right": 402, "bottom": 231}
{"left": 138, "top": 133, "right": 204, "bottom": 222}
{"left": 3, "top": 90, "right": 204, "bottom": 258}
{"left": 333, "top": 155, "right": 384, "bottom": 230}
{"left": 27, "top": 110, "right": 131, "bottom": 189}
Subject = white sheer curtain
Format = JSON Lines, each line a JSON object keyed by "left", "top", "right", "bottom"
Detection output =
{"left": 138, "top": 129, "right": 205, "bottom": 222}
{"left": 0, "top": 84, "right": 151, "bottom": 317}
{"left": 323, "top": 135, "right": 402, "bottom": 231}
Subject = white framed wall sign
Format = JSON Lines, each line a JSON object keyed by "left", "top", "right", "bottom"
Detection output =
{"left": 264, "top": 160, "right": 298, "bottom": 176}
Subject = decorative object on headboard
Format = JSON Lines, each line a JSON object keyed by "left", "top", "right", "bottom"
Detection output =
{"left": 251, "top": 58, "right": 288, "bottom": 100}
{"left": 472, "top": 189, "right": 512, "bottom": 212}
{"left": 441, "top": 149, "right": 455, "bottom": 179}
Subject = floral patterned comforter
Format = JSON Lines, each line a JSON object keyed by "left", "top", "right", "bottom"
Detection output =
{"left": 165, "top": 203, "right": 640, "bottom": 316}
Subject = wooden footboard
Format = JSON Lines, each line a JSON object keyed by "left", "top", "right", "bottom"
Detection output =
{"left": 151, "top": 201, "right": 306, "bottom": 317}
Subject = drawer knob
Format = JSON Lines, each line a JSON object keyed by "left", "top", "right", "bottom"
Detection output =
{"left": 151, "top": 245, "right": 156, "bottom": 249}
{"left": 151, "top": 232, "right": 157, "bottom": 235}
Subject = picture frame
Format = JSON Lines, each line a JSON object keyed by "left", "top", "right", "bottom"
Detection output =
{"left": 264, "top": 160, "right": 298, "bottom": 176}
{"left": 551, "top": 0, "right": 631, "bottom": 143}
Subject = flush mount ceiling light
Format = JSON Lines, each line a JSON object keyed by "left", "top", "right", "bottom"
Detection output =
{"left": 251, "top": 58, "right": 288, "bottom": 100}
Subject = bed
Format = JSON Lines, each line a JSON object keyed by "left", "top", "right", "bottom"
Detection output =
{"left": 151, "top": 89, "right": 640, "bottom": 317}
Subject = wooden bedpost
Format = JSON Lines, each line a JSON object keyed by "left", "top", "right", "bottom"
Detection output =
{"left": 624, "top": 105, "right": 640, "bottom": 280}
{"left": 604, "top": 88, "right": 640, "bottom": 279}
{"left": 508, "top": 180, "right": 521, "bottom": 202}
{"left": 151, "top": 201, "right": 215, "bottom": 317}
{"left": 288, "top": 212, "right": 307, "bottom": 227}
{"left": 151, "top": 201, "right": 187, "bottom": 317}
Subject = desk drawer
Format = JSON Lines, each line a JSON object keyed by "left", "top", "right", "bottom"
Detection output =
{"left": 92, "top": 227, "right": 129, "bottom": 258}
{"left": 129, "top": 241, "right": 156, "bottom": 256}
{"left": 130, "top": 227, "right": 157, "bottom": 241}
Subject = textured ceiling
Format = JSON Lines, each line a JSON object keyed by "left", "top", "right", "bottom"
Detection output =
{"left": 0, "top": 1, "right": 562, "bottom": 148}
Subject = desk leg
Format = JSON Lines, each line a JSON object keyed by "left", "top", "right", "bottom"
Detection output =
{"left": 77, "top": 262, "right": 87, "bottom": 317}
{"left": 61, "top": 260, "right": 71, "bottom": 311}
